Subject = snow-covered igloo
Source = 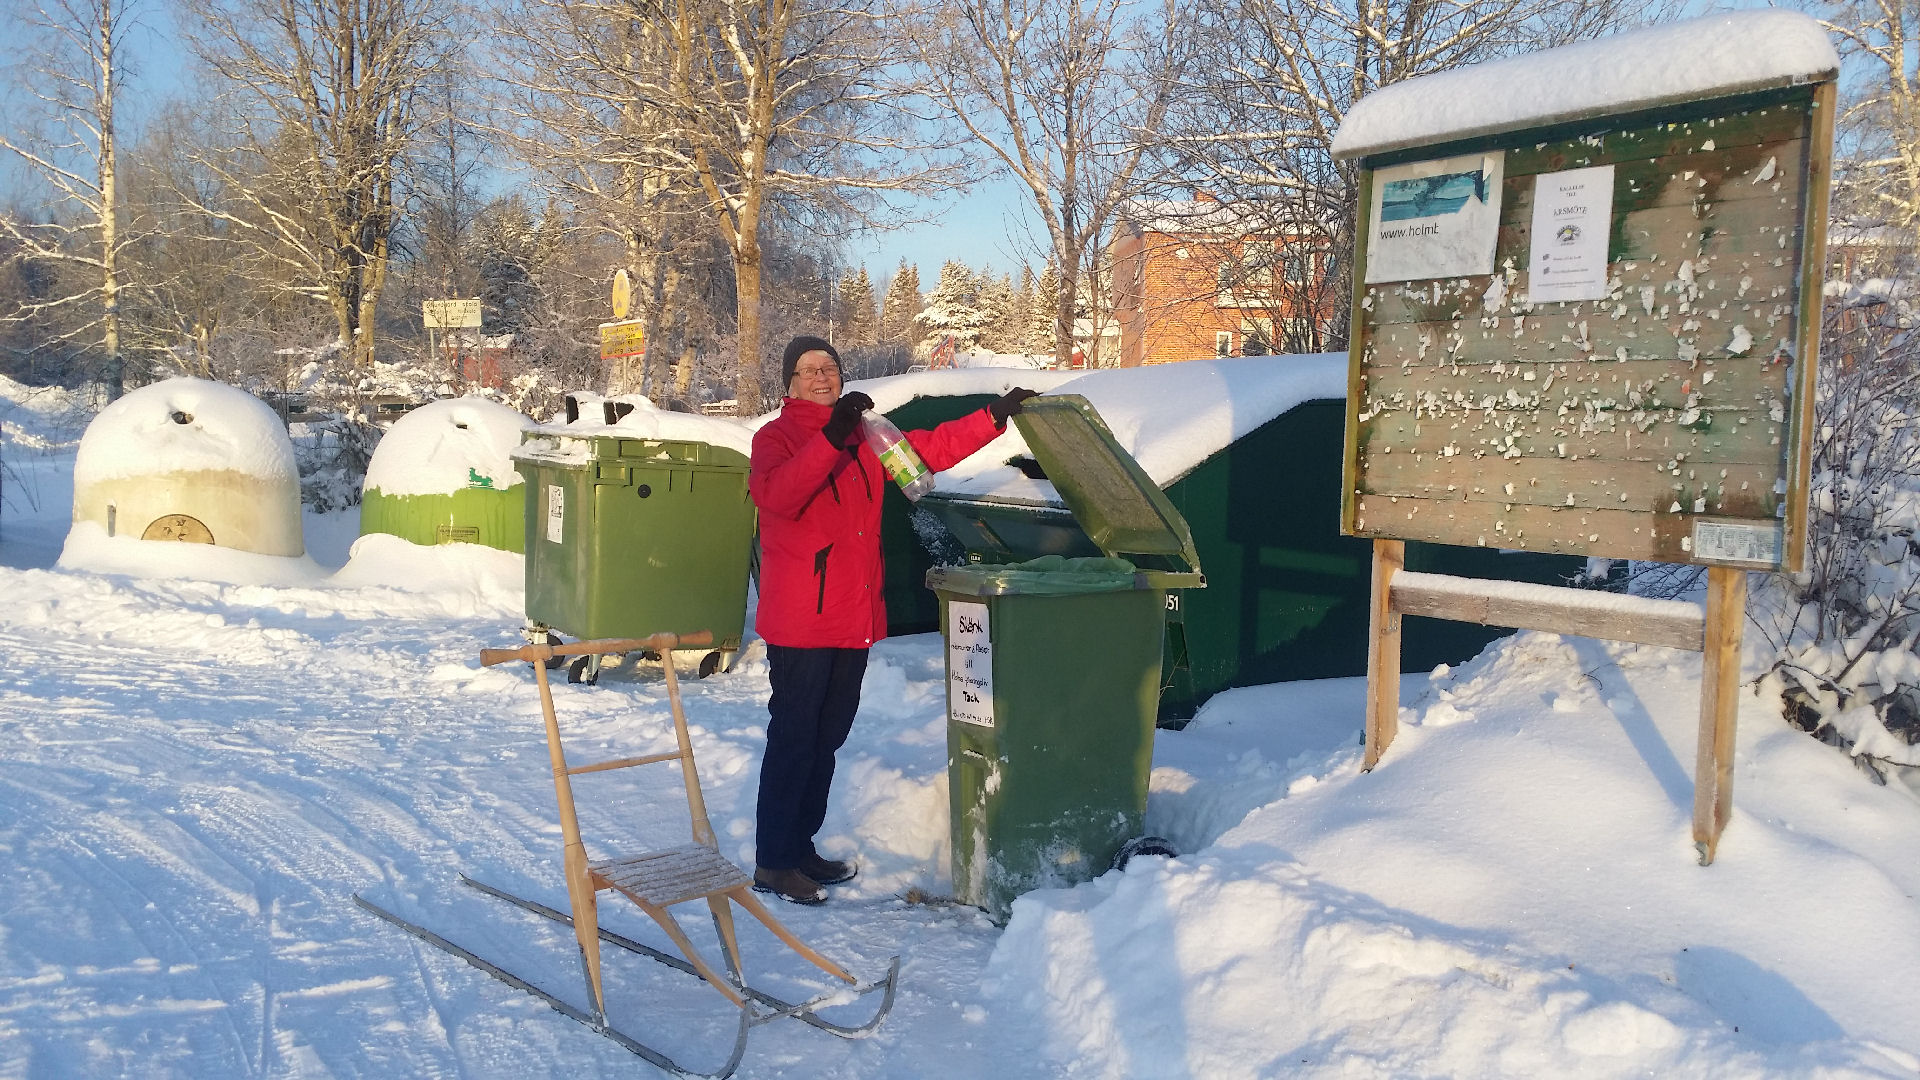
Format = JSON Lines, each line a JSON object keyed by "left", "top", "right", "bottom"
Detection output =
{"left": 359, "top": 397, "right": 532, "bottom": 552}
{"left": 71, "top": 377, "right": 305, "bottom": 556}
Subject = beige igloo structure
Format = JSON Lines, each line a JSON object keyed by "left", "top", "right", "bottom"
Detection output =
{"left": 72, "top": 377, "right": 305, "bottom": 556}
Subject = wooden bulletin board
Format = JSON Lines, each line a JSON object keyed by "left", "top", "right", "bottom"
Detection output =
{"left": 1342, "top": 84, "right": 1834, "bottom": 572}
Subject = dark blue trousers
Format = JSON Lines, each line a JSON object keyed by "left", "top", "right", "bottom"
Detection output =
{"left": 756, "top": 645, "right": 868, "bottom": 869}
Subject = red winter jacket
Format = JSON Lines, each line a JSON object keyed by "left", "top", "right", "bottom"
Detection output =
{"left": 750, "top": 398, "right": 1002, "bottom": 649}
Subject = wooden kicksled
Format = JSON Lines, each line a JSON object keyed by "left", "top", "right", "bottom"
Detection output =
{"left": 355, "top": 631, "right": 898, "bottom": 1078}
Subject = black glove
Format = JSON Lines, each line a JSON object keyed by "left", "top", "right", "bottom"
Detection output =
{"left": 821, "top": 391, "right": 874, "bottom": 448}
{"left": 989, "top": 387, "right": 1040, "bottom": 427}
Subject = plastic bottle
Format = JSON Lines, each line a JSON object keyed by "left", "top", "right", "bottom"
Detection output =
{"left": 862, "top": 412, "right": 936, "bottom": 501}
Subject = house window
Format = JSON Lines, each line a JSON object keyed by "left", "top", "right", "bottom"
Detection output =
{"left": 1215, "top": 331, "right": 1233, "bottom": 357}
{"left": 1282, "top": 317, "right": 1316, "bottom": 353}
{"left": 1283, "top": 248, "right": 1312, "bottom": 288}
{"left": 1241, "top": 318, "right": 1273, "bottom": 356}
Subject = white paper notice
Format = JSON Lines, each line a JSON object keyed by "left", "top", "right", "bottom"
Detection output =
{"left": 545, "top": 484, "right": 564, "bottom": 544}
{"left": 1365, "top": 151, "right": 1504, "bottom": 284}
{"left": 1527, "top": 165, "right": 1616, "bottom": 302}
{"left": 947, "top": 601, "right": 995, "bottom": 728}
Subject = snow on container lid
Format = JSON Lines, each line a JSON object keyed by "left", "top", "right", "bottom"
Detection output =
{"left": 933, "top": 353, "right": 1347, "bottom": 505}
{"left": 74, "top": 377, "right": 298, "bottom": 487}
{"left": 1331, "top": 10, "right": 1839, "bottom": 161}
{"left": 516, "top": 404, "right": 756, "bottom": 462}
{"left": 363, "top": 397, "right": 532, "bottom": 497}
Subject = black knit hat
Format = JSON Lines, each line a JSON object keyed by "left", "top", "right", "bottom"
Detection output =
{"left": 781, "top": 335, "right": 841, "bottom": 385}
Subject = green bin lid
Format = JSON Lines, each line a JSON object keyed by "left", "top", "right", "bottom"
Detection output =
{"left": 1012, "top": 395, "right": 1203, "bottom": 587}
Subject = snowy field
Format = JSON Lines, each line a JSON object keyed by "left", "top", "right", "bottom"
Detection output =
{"left": 2, "top": 378, "right": 1918, "bottom": 1079}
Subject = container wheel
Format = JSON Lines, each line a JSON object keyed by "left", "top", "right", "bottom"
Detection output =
{"left": 529, "top": 628, "right": 569, "bottom": 669}
{"left": 1112, "top": 835, "right": 1177, "bottom": 871}
{"left": 698, "top": 650, "right": 724, "bottom": 678}
{"left": 566, "top": 654, "right": 600, "bottom": 686}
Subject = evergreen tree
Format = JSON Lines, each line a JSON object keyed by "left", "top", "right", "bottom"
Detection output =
{"left": 879, "top": 259, "right": 922, "bottom": 346}
{"left": 976, "top": 272, "right": 1018, "bottom": 353}
{"left": 916, "top": 260, "right": 986, "bottom": 350}
{"left": 837, "top": 267, "right": 876, "bottom": 346}
{"left": 1030, "top": 264, "right": 1060, "bottom": 350}
{"left": 1008, "top": 267, "right": 1036, "bottom": 353}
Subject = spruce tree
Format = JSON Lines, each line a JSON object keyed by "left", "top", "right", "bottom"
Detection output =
{"left": 879, "top": 260, "right": 922, "bottom": 346}
{"left": 838, "top": 267, "right": 876, "bottom": 346}
{"left": 1030, "top": 264, "right": 1061, "bottom": 351}
{"left": 917, "top": 260, "right": 986, "bottom": 350}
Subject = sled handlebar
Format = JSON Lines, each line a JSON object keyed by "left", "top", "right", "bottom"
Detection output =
{"left": 481, "top": 631, "right": 714, "bottom": 667}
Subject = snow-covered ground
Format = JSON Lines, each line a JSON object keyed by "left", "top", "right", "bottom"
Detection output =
{"left": 2, "top": 377, "right": 1917, "bottom": 1078}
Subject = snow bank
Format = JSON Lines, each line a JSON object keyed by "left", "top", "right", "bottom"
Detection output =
{"left": 1332, "top": 11, "right": 1839, "bottom": 159}
{"left": 985, "top": 632, "right": 1920, "bottom": 1078}
{"left": 0, "top": 374, "right": 90, "bottom": 450}
{"left": 935, "top": 353, "right": 1348, "bottom": 502}
{"left": 73, "top": 377, "right": 297, "bottom": 486}
{"left": 330, "top": 531, "right": 525, "bottom": 608}
{"left": 362, "top": 397, "right": 532, "bottom": 497}
{"left": 58, "top": 520, "right": 326, "bottom": 585}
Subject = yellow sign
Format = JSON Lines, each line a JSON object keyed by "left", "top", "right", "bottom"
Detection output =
{"left": 599, "top": 319, "right": 647, "bottom": 360}
{"left": 423, "top": 299, "right": 482, "bottom": 328}
{"left": 611, "top": 269, "right": 632, "bottom": 320}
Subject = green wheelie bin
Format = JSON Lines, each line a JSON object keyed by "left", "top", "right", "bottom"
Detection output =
{"left": 511, "top": 426, "right": 755, "bottom": 681}
{"left": 927, "top": 395, "right": 1203, "bottom": 921}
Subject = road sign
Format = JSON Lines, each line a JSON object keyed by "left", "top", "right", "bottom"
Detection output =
{"left": 611, "top": 269, "right": 632, "bottom": 320}
{"left": 423, "top": 299, "right": 482, "bottom": 328}
{"left": 599, "top": 319, "right": 647, "bottom": 360}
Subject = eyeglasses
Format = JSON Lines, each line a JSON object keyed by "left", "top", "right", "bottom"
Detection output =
{"left": 793, "top": 365, "right": 840, "bottom": 380}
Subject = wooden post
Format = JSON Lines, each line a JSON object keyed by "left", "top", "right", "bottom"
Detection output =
{"left": 1692, "top": 566, "right": 1747, "bottom": 865}
{"left": 1363, "top": 539, "right": 1405, "bottom": 770}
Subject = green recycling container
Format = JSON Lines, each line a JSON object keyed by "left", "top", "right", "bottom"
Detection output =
{"left": 360, "top": 487, "right": 526, "bottom": 552}
{"left": 512, "top": 429, "right": 755, "bottom": 665}
{"left": 878, "top": 393, "right": 994, "bottom": 636}
{"left": 929, "top": 396, "right": 1203, "bottom": 921}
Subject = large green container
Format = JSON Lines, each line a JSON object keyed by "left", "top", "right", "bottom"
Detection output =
{"left": 924, "top": 396, "right": 1596, "bottom": 724}
{"left": 929, "top": 396, "right": 1203, "bottom": 921}
{"left": 359, "top": 486, "right": 526, "bottom": 552}
{"left": 877, "top": 394, "right": 994, "bottom": 636}
{"left": 512, "top": 431, "right": 755, "bottom": 666}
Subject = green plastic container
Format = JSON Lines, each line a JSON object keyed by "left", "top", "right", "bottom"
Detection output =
{"left": 877, "top": 394, "right": 994, "bottom": 636}
{"left": 928, "top": 396, "right": 1203, "bottom": 921}
{"left": 359, "top": 486, "right": 526, "bottom": 552}
{"left": 512, "top": 431, "right": 755, "bottom": 665}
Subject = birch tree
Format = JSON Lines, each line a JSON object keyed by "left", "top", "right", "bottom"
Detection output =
{"left": 183, "top": 0, "right": 452, "bottom": 370}
{"left": 1819, "top": 0, "right": 1920, "bottom": 238}
{"left": 499, "top": 0, "right": 935, "bottom": 413}
{"left": 900, "top": 0, "right": 1184, "bottom": 367}
{"left": 1160, "top": 0, "right": 1650, "bottom": 349}
{"left": 0, "top": 0, "right": 139, "bottom": 397}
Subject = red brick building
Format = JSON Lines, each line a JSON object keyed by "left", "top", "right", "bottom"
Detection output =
{"left": 1110, "top": 196, "right": 1337, "bottom": 366}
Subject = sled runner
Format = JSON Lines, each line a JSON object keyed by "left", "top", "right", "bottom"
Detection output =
{"left": 355, "top": 631, "right": 897, "bottom": 1078}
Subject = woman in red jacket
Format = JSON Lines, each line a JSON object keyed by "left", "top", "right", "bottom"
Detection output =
{"left": 749, "top": 335, "right": 1035, "bottom": 904}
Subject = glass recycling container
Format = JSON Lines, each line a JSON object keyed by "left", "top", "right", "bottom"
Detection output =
{"left": 511, "top": 428, "right": 755, "bottom": 675}
{"left": 927, "top": 395, "right": 1203, "bottom": 921}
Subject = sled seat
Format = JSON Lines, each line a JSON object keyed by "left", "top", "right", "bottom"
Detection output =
{"left": 593, "top": 845, "right": 753, "bottom": 907}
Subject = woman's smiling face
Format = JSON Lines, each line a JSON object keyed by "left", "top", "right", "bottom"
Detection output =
{"left": 789, "top": 350, "right": 843, "bottom": 406}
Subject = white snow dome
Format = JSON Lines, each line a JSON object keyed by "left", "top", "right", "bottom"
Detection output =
{"left": 362, "top": 396, "right": 531, "bottom": 497}
{"left": 72, "top": 377, "right": 304, "bottom": 556}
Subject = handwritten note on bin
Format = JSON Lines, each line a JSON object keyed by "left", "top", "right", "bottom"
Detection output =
{"left": 947, "top": 601, "right": 996, "bottom": 728}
